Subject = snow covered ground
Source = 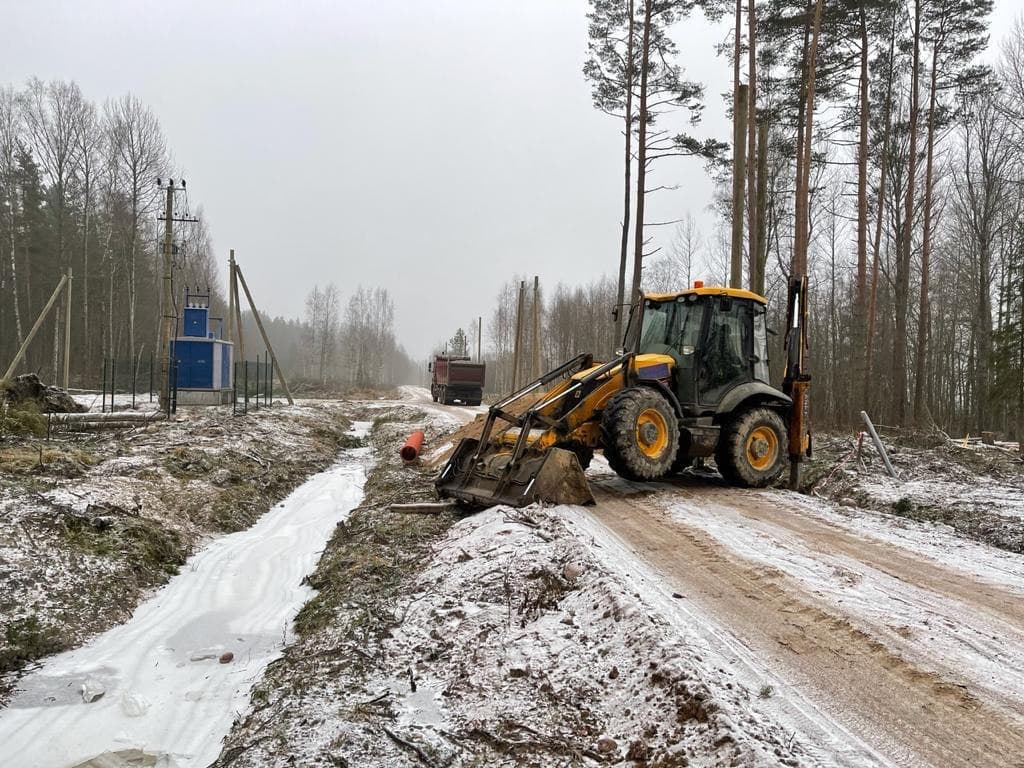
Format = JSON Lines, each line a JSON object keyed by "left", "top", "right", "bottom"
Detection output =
{"left": 8, "top": 389, "right": 1022, "bottom": 767}
{"left": 0, "top": 423, "right": 370, "bottom": 768}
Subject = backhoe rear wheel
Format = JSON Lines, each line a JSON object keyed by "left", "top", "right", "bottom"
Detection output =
{"left": 601, "top": 387, "right": 679, "bottom": 481}
{"left": 716, "top": 406, "right": 787, "bottom": 487}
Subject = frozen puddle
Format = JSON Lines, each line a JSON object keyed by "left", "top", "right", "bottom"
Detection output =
{"left": 0, "top": 426, "right": 370, "bottom": 768}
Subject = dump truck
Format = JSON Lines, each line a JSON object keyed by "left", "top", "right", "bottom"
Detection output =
{"left": 430, "top": 355, "right": 486, "bottom": 406}
{"left": 436, "top": 279, "right": 811, "bottom": 508}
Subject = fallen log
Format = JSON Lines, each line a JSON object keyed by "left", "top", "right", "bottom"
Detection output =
{"left": 47, "top": 411, "right": 165, "bottom": 423}
{"left": 387, "top": 501, "right": 455, "bottom": 515}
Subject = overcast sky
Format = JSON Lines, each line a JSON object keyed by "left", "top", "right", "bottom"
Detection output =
{"left": 4, "top": 0, "right": 1021, "bottom": 358}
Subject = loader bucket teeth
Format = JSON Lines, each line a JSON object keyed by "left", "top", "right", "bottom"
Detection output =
{"left": 436, "top": 438, "right": 594, "bottom": 509}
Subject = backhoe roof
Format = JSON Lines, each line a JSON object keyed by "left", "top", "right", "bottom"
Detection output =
{"left": 645, "top": 286, "right": 768, "bottom": 304}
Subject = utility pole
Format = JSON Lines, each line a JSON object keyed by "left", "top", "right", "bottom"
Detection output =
{"left": 226, "top": 250, "right": 236, "bottom": 347}
{"left": 511, "top": 280, "right": 526, "bottom": 390}
{"left": 231, "top": 257, "right": 246, "bottom": 366}
{"left": 477, "top": 316, "right": 482, "bottom": 362}
{"left": 63, "top": 268, "right": 73, "bottom": 390}
{"left": 156, "top": 178, "right": 198, "bottom": 412}
{"left": 531, "top": 276, "right": 541, "bottom": 380}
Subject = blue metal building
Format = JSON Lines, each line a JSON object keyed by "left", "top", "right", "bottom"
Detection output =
{"left": 173, "top": 290, "right": 234, "bottom": 405}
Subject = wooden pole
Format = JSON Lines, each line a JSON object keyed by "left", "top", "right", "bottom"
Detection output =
{"left": 234, "top": 263, "right": 294, "bottom": 405}
{"left": 158, "top": 182, "right": 176, "bottom": 412}
{"left": 4, "top": 274, "right": 69, "bottom": 381}
{"left": 232, "top": 261, "right": 245, "bottom": 366}
{"left": 477, "top": 316, "right": 482, "bottom": 362}
{"left": 532, "top": 275, "right": 541, "bottom": 380}
{"left": 730, "top": 84, "right": 748, "bottom": 288}
{"left": 63, "top": 268, "right": 73, "bottom": 390}
{"left": 226, "top": 250, "right": 236, "bottom": 346}
{"left": 511, "top": 280, "right": 526, "bottom": 390}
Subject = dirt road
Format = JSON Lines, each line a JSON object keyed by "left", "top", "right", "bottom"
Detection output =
{"left": 416, "top": 389, "right": 1024, "bottom": 765}
{"left": 576, "top": 469, "right": 1024, "bottom": 768}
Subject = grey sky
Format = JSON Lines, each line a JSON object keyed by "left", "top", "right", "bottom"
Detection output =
{"left": 5, "top": 0, "right": 1020, "bottom": 358}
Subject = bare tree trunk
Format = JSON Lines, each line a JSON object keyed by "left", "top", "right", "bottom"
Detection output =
{"left": 614, "top": 0, "right": 636, "bottom": 349}
{"left": 914, "top": 43, "right": 941, "bottom": 424}
{"left": 895, "top": 0, "right": 922, "bottom": 425}
{"left": 855, "top": 2, "right": 870, "bottom": 402}
{"left": 731, "top": 84, "right": 748, "bottom": 288}
{"left": 631, "top": 0, "right": 653, "bottom": 307}
{"left": 7, "top": 208, "right": 22, "bottom": 348}
{"left": 754, "top": 120, "right": 768, "bottom": 295}
{"left": 793, "top": 0, "right": 824, "bottom": 277}
{"left": 865, "top": 10, "right": 897, "bottom": 411}
{"left": 730, "top": 0, "right": 745, "bottom": 288}
{"left": 746, "top": 0, "right": 758, "bottom": 290}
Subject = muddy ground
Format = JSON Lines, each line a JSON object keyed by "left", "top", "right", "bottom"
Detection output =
{"left": 213, "top": 404, "right": 802, "bottom": 768}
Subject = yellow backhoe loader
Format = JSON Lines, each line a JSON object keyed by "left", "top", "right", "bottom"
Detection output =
{"left": 436, "top": 278, "right": 811, "bottom": 508}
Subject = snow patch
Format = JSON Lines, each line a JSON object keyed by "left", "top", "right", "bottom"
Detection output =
{"left": 0, "top": 458, "right": 369, "bottom": 768}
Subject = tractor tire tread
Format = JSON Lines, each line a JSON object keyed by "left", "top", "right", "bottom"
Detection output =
{"left": 715, "top": 406, "right": 787, "bottom": 488}
{"left": 601, "top": 388, "right": 679, "bottom": 481}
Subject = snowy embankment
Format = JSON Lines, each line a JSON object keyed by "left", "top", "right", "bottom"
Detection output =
{"left": 0, "top": 423, "right": 371, "bottom": 768}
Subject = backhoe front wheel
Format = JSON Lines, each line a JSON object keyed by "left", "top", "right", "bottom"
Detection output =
{"left": 601, "top": 388, "right": 679, "bottom": 481}
{"left": 716, "top": 406, "right": 787, "bottom": 487}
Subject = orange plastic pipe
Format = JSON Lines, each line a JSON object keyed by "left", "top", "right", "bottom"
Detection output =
{"left": 400, "top": 431, "right": 425, "bottom": 463}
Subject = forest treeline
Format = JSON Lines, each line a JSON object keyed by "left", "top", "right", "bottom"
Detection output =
{"left": 571, "top": 0, "right": 1024, "bottom": 437}
{"left": 0, "top": 78, "right": 419, "bottom": 393}
{"left": 276, "top": 283, "right": 419, "bottom": 391}
{"left": 0, "top": 79, "right": 224, "bottom": 386}
{"left": 460, "top": 3, "right": 1024, "bottom": 439}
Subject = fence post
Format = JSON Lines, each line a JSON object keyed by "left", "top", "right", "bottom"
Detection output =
{"left": 255, "top": 353, "right": 261, "bottom": 410}
{"left": 269, "top": 357, "right": 274, "bottom": 406}
{"left": 244, "top": 360, "right": 248, "bottom": 415}
{"left": 170, "top": 360, "right": 178, "bottom": 415}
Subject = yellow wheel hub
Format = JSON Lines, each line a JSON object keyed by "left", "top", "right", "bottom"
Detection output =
{"left": 745, "top": 426, "right": 778, "bottom": 471}
{"left": 636, "top": 408, "right": 669, "bottom": 458}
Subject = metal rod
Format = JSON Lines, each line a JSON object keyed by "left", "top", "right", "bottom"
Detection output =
{"left": 860, "top": 410, "right": 897, "bottom": 478}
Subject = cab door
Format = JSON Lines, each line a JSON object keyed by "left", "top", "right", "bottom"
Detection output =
{"left": 698, "top": 297, "right": 754, "bottom": 408}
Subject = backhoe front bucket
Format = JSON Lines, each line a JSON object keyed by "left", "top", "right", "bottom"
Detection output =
{"left": 436, "top": 438, "right": 595, "bottom": 509}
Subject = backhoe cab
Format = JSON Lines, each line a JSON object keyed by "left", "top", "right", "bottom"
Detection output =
{"left": 437, "top": 284, "right": 804, "bottom": 509}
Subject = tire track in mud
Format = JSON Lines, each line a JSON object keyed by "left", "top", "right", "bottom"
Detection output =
{"left": 680, "top": 483, "right": 1024, "bottom": 629}
{"left": 661, "top": 483, "right": 1024, "bottom": 719}
{"left": 587, "top": 485, "right": 1024, "bottom": 768}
